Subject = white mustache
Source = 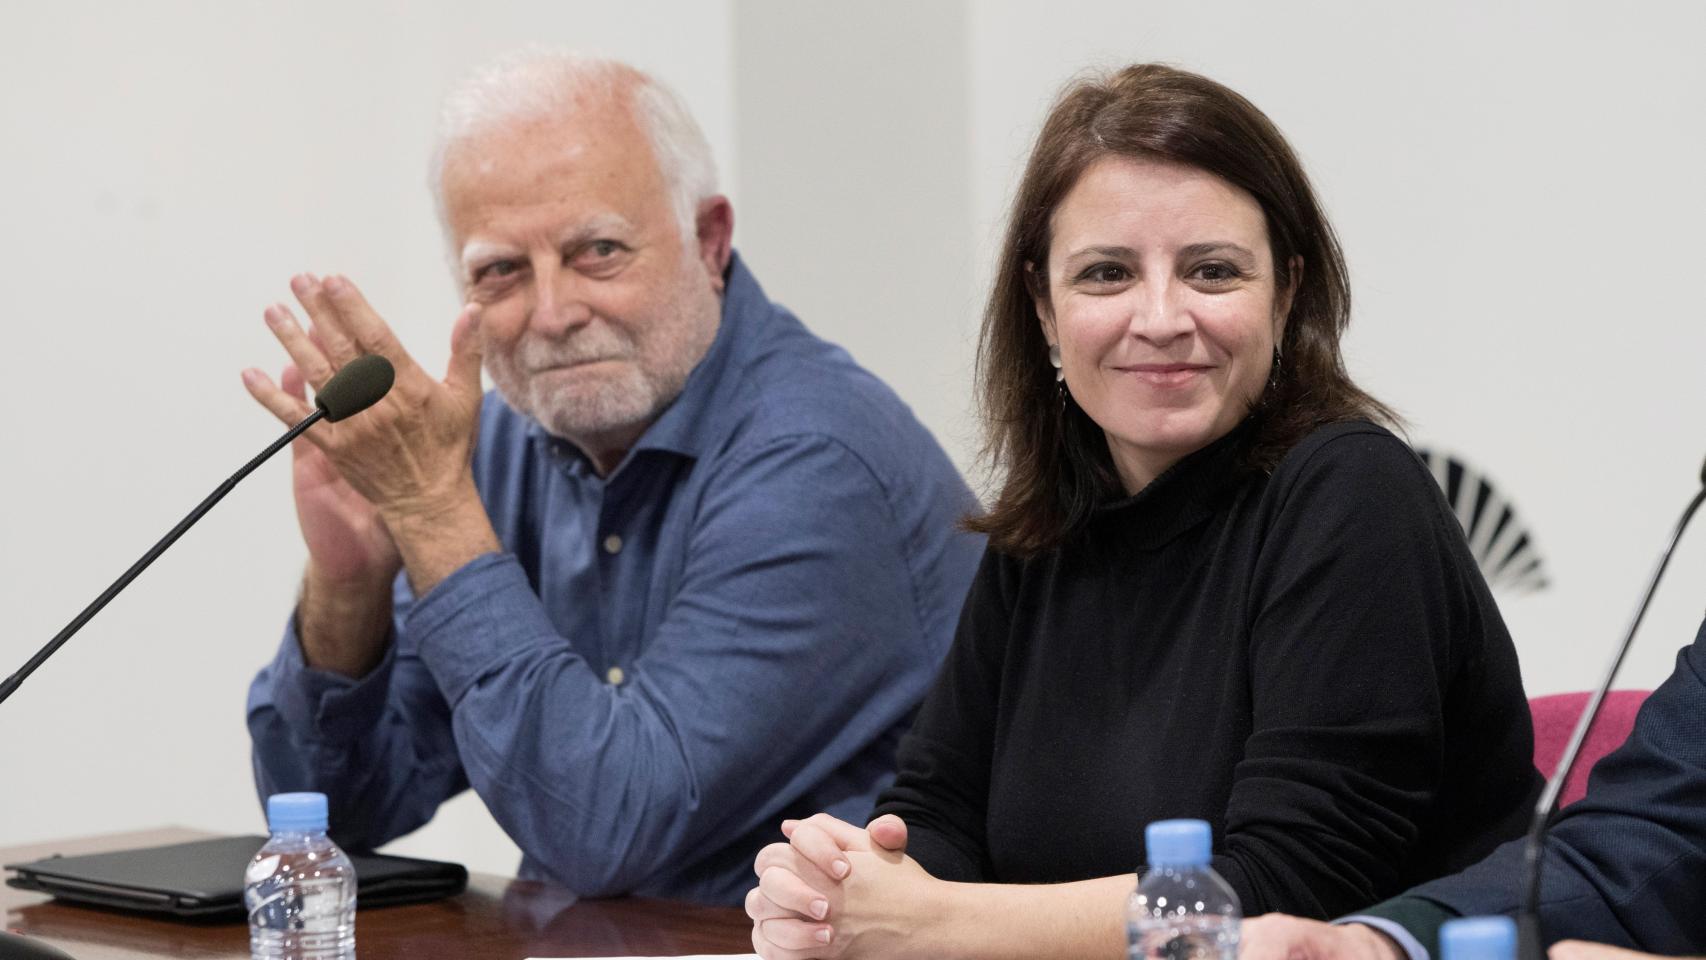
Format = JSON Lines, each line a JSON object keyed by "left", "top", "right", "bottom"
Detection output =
{"left": 509, "top": 333, "right": 634, "bottom": 373}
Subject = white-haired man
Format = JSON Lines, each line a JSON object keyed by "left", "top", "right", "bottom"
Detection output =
{"left": 240, "top": 53, "right": 983, "bottom": 905}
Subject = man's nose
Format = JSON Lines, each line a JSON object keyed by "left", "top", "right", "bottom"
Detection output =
{"left": 527, "top": 256, "right": 594, "bottom": 337}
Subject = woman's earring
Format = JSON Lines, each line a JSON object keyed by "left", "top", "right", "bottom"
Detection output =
{"left": 1049, "top": 344, "right": 1067, "bottom": 409}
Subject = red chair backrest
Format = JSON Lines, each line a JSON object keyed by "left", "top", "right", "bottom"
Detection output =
{"left": 1529, "top": 690, "right": 1649, "bottom": 808}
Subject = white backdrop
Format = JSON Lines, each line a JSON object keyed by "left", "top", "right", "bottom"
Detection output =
{"left": 4, "top": 1, "right": 1704, "bottom": 879}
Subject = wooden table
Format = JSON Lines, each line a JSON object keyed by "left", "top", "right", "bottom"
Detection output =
{"left": 2, "top": 829, "right": 752, "bottom": 959}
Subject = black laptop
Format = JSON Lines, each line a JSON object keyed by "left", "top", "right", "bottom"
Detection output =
{"left": 4, "top": 835, "right": 468, "bottom": 921}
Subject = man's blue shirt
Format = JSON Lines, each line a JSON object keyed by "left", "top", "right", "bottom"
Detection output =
{"left": 247, "top": 254, "right": 984, "bottom": 904}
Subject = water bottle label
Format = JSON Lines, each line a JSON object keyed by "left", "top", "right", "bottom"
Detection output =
{"left": 1129, "top": 916, "right": 1240, "bottom": 960}
{"left": 246, "top": 855, "right": 282, "bottom": 885}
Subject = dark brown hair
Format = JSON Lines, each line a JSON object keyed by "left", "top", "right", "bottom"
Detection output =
{"left": 968, "top": 63, "right": 1397, "bottom": 556}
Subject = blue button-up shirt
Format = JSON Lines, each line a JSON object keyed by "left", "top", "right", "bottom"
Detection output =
{"left": 247, "top": 254, "right": 984, "bottom": 904}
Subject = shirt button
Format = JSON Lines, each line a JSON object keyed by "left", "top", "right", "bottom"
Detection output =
{"left": 602, "top": 534, "right": 623, "bottom": 555}
{"left": 606, "top": 666, "right": 626, "bottom": 686}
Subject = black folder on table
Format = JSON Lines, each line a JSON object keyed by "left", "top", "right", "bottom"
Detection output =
{"left": 4, "top": 835, "right": 467, "bottom": 921}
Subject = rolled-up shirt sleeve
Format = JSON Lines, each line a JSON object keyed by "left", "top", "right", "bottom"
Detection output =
{"left": 248, "top": 572, "right": 467, "bottom": 853}
{"left": 248, "top": 432, "right": 950, "bottom": 901}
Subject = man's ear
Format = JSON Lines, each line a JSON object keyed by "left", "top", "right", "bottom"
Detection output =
{"left": 695, "top": 195, "right": 735, "bottom": 292}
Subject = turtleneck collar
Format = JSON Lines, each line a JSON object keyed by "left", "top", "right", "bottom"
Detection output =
{"left": 1090, "top": 416, "right": 1259, "bottom": 552}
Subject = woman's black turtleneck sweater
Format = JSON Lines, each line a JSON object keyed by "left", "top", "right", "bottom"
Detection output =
{"left": 874, "top": 421, "right": 1542, "bottom": 919}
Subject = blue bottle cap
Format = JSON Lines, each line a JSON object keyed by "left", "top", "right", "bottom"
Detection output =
{"left": 1145, "top": 819, "right": 1212, "bottom": 868}
{"left": 1440, "top": 916, "right": 1517, "bottom": 960}
{"left": 266, "top": 792, "right": 329, "bottom": 834}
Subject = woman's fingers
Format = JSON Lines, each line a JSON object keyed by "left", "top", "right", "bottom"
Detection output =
{"left": 789, "top": 820, "right": 852, "bottom": 880}
{"left": 759, "top": 865, "right": 832, "bottom": 920}
{"left": 803, "top": 812, "right": 869, "bottom": 846}
{"left": 752, "top": 917, "right": 835, "bottom": 960}
{"left": 866, "top": 814, "right": 909, "bottom": 852}
{"left": 759, "top": 916, "right": 835, "bottom": 952}
{"left": 757, "top": 839, "right": 839, "bottom": 891}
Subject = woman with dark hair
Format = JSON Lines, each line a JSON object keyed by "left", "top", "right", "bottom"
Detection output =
{"left": 744, "top": 64, "right": 1541, "bottom": 959}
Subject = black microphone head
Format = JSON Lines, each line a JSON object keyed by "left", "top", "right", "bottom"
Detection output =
{"left": 315, "top": 355, "right": 395, "bottom": 422}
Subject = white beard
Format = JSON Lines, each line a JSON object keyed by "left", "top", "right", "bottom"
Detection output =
{"left": 484, "top": 290, "right": 717, "bottom": 448}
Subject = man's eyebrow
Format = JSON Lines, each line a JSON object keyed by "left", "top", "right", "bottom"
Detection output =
{"left": 557, "top": 213, "right": 635, "bottom": 246}
{"left": 459, "top": 214, "right": 640, "bottom": 274}
{"left": 459, "top": 240, "right": 517, "bottom": 274}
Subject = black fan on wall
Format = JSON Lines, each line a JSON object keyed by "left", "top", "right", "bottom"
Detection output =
{"left": 1415, "top": 447, "right": 1549, "bottom": 594}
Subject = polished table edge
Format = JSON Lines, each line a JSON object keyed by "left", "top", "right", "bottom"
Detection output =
{"left": 3, "top": 828, "right": 753, "bottom": 959}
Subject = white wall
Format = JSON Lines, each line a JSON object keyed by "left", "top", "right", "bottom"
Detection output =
{"left": 732, "top": 0, "right": 980, "bottom": 471}
{"left": 5, "top": 1, "right": 1705, "bottom": 878}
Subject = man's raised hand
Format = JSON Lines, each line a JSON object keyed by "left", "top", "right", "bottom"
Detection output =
{"left": 242, "top": 273, "right": 485, "bottom": 524}
{"left": 242, "top": 273, "right": 498, "bottom": 674}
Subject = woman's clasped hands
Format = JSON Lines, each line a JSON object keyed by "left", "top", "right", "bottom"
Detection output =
{"left": 746, "top": 813, "right": 942, "bottom": 960}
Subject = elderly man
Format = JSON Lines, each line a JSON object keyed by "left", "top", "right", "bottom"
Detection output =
{"left": 240, "top": 52, "right": 982, "bottom": 905}
{"left": 1238, "top": 620, "right": 1706, "bottom": 960}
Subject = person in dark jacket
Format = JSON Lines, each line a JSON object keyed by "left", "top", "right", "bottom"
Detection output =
{"left": 1240, "top": 619, "right": 1706, "bottom": 960}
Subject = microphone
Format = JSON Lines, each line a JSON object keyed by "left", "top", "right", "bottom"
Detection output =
{"left": 313, "top": 353, "right": 395, "bottom": 422}
{"left": 0, "top": 355, "right": 395, "bottom": 707}
{"left": 1516, "top": 456, "right": 1706, "bottom": 960}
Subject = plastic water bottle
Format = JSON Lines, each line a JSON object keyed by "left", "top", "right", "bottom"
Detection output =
{"left": 244, "top": 792, "right": 357, "bottom": 960}
{"left": 1127, "top": 819, "right": 1240, "bottom": 960}
{"left": 1440, "top": 917, "right": 1518, "bottom": 960}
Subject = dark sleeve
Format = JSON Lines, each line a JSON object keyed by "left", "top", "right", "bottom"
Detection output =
{"left": 1352, "top": 897, "right": 1458, "bottom": 960}
{"left": 1213, "top": 429, "right": 1526, "bottom": 917}
{"left": 871, "top": 548, "right": 1009, "bottom": 882}
{"left": 1396, "top": 628, "right": 1706, "bottom": 954}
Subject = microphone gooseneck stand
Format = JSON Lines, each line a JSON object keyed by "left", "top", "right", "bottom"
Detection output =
{"left": 0, "top": 409, "right": 324, "bottom": 707}
{"left": 0, "top": 353, "right": 393, "bottom": 707}
{"left": 1517, "top": 463, "right": 1706, "bottom": 960}
{"left": 1, "top": 355, "right": 393, "bottom": 960}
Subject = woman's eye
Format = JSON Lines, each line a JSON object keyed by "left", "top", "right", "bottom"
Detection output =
{"left": 1078, "top": 263, "right": 1130, "bottom": 284}
{"left": 1191, "top": 262, "right": 1241, "bottom": 283}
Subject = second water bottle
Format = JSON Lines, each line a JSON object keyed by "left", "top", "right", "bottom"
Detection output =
{"left": 1127, "top": 819, "right": 1241, "bottom": 960}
